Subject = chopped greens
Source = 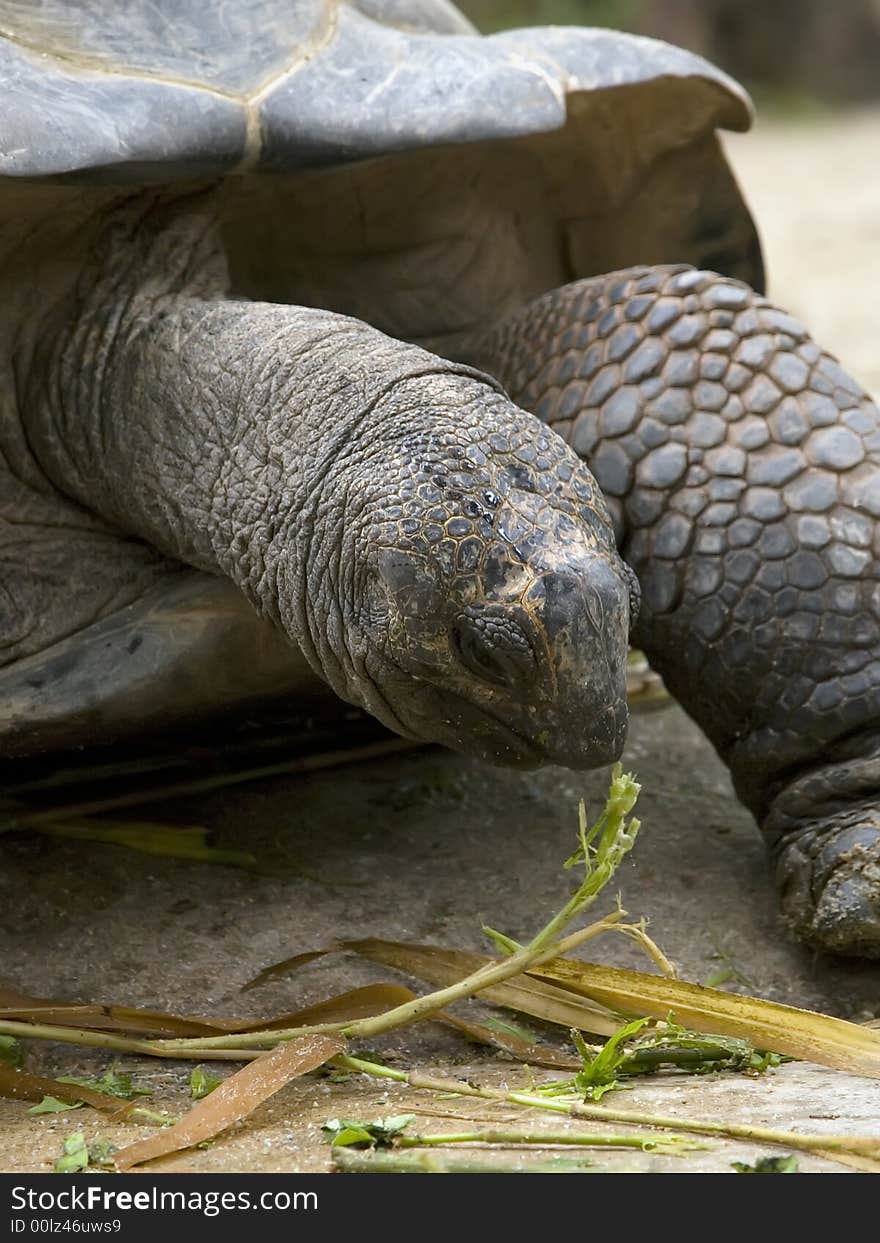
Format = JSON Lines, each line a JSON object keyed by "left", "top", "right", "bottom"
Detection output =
{"left": 484, "top": 763, "right": 641, "bottom": 957}
{"left": 54, "top": 1133, "right": 89, "bottom": 1173}
{"left": 322, "top": 1114, "right": 415, "bottom": 1149}
{"left": 619, "top": 1022, "right": 789, "bottom": 1078}
{"left": 29, "top": 1096, "right": 84, "bottom": 1115}
{"left": 189, "top": 1066, "right": 223, "bottom": 1100}
{"left": 57, "top": 1069, "right": 152, "bottom": 1100}
{"left": 53, "top": 1133, "right": 116, "bottom": 1173}
{"left": 0, "top": 1036, "right": 23, "bottom": 1068}
{"left": 482, "top": 1017, "right": 541, "bottom": 1043}
{"left": 572, "top": 1020, "right": 650, "bottom": 1100}
{"left": 732, "top": 1154, "right": 799, "bottom": 1174}
{"left": 534, "top": 1016, "right": 787, "bottom": 1103}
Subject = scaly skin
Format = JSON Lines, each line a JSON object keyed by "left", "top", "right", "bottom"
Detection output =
{"left": 477, "top": 265, "right": 880, "bottom": 956}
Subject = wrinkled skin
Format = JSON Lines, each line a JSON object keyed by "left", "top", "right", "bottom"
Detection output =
{"left": 13, "top": 196, "right": 880, "bottom": 958}
{"left": 19, "top": 196, "right": 634, "bottom": 772}
{"left": 351, "top": 396, "right": 634, "bottom": 768}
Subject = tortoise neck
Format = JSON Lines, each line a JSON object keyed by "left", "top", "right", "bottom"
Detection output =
{"left": 20, "top": 193, "right": 488, "bottom": 694}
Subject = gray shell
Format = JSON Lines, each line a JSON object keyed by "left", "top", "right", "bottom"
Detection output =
{"left": 0, "top": 1, "right": 752, "bottom": 181}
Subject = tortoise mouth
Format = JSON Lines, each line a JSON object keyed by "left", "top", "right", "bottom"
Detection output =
{"left": 390, "top": 681, "right": 626, "bottom": 772}
{"left": 386, "top": 682, "right": 542, "bottom": 767}
{"left": 452, "top": 703, "right": 544, "bottom": 769}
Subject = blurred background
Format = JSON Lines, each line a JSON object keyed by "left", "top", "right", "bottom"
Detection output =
{"left": 460, "top": 0, "right": 880, "bottom": 398}
{"left": 459, "top": 0, "right": 880, "bottom": 106}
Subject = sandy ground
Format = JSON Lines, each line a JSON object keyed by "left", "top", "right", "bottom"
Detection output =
{"left": 1, "top": 111, "right": 879, "bottom": 1176}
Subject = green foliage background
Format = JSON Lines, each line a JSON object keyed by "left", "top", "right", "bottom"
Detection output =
{"left": 458, "top": 0, "right": 642, "bottom": 32}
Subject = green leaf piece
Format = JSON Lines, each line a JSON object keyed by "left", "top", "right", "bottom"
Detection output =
{"left": 52, "top": 1132, "right": 116, "bottom": 1173}
{"left": 618, "top": 1021, "right": 790, "bottom": 1078}
{"left": 564, "top": 765, "right": 641, "bottom": 874}
{"left": 189, "top": 1066, "right": 224, "bottom": 1100}
{"left": 54, "top": 1133, "right": 89, "bottom": 1173}
{"left": 36, "top": 819, "right": 257, "bottom": 868}
{"left": 527, "top": 763, "right": 641, "bottom": 952}
{"left": 530, "top": 1011, "right": 786, "bottom": 1105}
{"left": 0, "top": 1035, "right": 23, "bottom": 1069}
{"left": 322, "top": 1114, "right": 415, "bottom": 1149}
{"left": 28, "top": 1096, "right": 84, "bottom": 1115}
{"left": 536, "top": 1019, "right": 649, "bottom": 1102}
{"left": 573, "top": 1019, "right": 650, "bottom": 1100}
{"left": 732, "top": 1154, "right": 800, "bottom": 1174}
{"left": 85, "top": 1138, "right": 117, "bottom": 1168}
{"left": 702, "top": 967, "right": 735, "bottom": 989}
{"left": 481, "top": 927, "right": 523, "bottom": 956}
{"left": 483, "top": 1017, "right": 540, "bottom": 1043}
{"left": 57, "top": 1069, "right": 152, "bottom": 1099}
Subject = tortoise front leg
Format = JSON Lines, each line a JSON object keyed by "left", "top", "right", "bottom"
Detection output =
{"left": 477, "top": 265, "right": 880, "bottom": 957}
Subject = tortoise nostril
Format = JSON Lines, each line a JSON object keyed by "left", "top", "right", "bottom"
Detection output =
{"left": 451, "top": 612, "right": 536, "bottom": 689}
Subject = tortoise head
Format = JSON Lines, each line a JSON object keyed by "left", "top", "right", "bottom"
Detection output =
{"left": 307, "top": 375, "right": 636, "bottom": 770}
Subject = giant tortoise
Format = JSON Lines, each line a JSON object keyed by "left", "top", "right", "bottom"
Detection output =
{"left": 1, "top": 1, "right": 879, "bottom": 957}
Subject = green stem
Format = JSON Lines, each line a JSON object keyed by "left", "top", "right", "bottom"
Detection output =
{"left": 334, "top": 1055, "right": 880, "bottom": 1168}
{"left": 526, "top": 778, "right": 639, "bottom": 952}
{"left": 128, "top": 1107, "right": 180, "bottom": 1126}
{"left": 332, "top": 1148, "right": 597, "bottom": 1173}
{"left": 397, "top": 1129, "right": 701, "bottom": 1153}
{"left": 0, "top": 1021, "right": 157, "bottom": 1056}
{"left": 0, "top": 1020, "right": 259, "bottom": 1061}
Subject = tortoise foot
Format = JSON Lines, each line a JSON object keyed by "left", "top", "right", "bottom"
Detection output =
{"left": 775, "top": 812, "right": 880, "bottom": 957}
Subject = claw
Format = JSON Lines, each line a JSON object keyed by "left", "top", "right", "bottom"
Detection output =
{"left": 775, "top": 814, "right": 880, "bottom": 958}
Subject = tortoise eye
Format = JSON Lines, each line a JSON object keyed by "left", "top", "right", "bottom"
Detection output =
{"left": 451, "top": 614, "right": 536, "bottom": 689}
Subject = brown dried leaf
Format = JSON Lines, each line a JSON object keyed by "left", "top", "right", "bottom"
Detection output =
{"left": 0, "top": 980, "right": 240, "bottom": 1036}
{"left": 35, "top": 819, "right": 257, "bottom": 868}
{"left": 239, "top": 946, "right": 343, "bottom": 992}
{"left": 1, "top": 978, "right": 415, "bottom": 1040}
{"left": 0, "top": 978, "right": 394, "bottom": 1038}
{"left": 0, "top": 986, "right": 44, "bottom": 1008}
{"left": 0, "top": 1006, "right": 238, "bottom": 1037}
{"left": 0, "top": 1065, "right": 134, "bottom": 1116}
{"left": 241, "top": 983, "right": 409, "bottom": 1030}
{"left": 113, "top": 1034, "right": 344, "bottom": 1170}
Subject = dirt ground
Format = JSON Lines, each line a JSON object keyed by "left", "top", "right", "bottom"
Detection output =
{"left": 1, "top": 110, "right": 879, "bottom": 1175}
